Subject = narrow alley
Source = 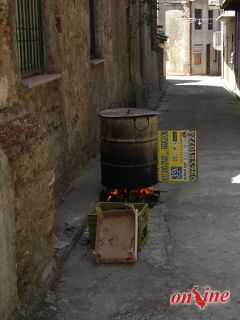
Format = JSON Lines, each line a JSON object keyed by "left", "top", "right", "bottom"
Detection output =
{"left": 34, "top": 76, "right": 240, "bottom": 320}
{"left": 3, "top": 1, "right": 240, "bottom": 320}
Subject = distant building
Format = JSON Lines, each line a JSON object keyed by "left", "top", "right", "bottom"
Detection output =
{"left": 165, "top": 0, "right": 221, "bottom": 75}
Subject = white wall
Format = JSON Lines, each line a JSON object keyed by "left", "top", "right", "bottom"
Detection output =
{"left": 165, "top": 2, "right": 190, "bottom": 75}
{"left": 191, "top": 0, "right": 220, "bottom": 75}
{"left": 223, "top": 18, "right": 236, "bottom": 91}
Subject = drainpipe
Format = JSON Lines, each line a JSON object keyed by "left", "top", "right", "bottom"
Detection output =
{"left": 236, "top": 11, "right": 240, "bottom": 90}
{"left": 190, "top": 0, "right": 192, "bottom": 75}
{"left": 221, "top": 20, "right": 224, "bottom": 80}
{"left": 139, "top": 3, "right": 144, "bottom": 81}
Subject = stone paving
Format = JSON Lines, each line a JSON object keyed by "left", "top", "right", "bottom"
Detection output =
{"left": 35, "top": 76, "right": 240, "bottom": 320}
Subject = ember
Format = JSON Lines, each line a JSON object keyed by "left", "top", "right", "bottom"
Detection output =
{"left": 101, "top": 187, "right": 160, "bottom": 207}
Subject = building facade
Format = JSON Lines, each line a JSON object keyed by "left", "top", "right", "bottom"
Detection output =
{"left": 165, "top": 0, "right": 220, "bottom": 75}
{"left": 217, "top": 9, "right": 235, "bottom": 91}
{"left": 0, "top": 0, "right": 165, "bottom": 318}
{"left": 165, "top": 0, "right": 191, "bottom": 75}
{"left": 219, "top": 0, "right": 240, "bottom": 96}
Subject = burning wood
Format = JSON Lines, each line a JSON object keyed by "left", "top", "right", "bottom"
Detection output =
{"left": 101, "top": 187, "right": 160, "bottom": 207}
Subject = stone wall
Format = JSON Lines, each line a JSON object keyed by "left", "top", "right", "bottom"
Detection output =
{"left": 0, "top": 0, "right": 17, "bottom": 109}
{"left": 11, "top": 0, "right": 144, "bottom": 198}
{"left": 3, "top": 0, "right": 164, "bottom": 198}
{"left": 0, "top": 0, "right": 164, "bottom": 316}
{"left": 0, "top": 148, "right": 18, "bottom": 320}
{"left": 140, "top": 3, "right": 165, "bottom": 97}
{"left": 90, "top": 0, "right": 137, "bottom": 150}
{"left": 0, "top": 107, "right": 55, "bottom": 298}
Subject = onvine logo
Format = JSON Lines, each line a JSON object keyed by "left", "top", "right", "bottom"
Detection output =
{"left": 170, "top": 287, "right": 230, "bottom": 309}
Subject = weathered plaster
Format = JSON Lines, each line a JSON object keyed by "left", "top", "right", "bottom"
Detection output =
{"left": 0, "top": 148, "right": 18, "bottom": 319}
{"left": 0, "top": 0, "right": 164, "bottom": 311}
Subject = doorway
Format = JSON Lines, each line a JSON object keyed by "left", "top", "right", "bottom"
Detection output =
{"left": 206, "top": 44, "right": 211, "bottom": 74}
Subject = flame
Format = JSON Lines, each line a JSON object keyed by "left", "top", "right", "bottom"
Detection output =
{"left": 132, "top": 187, "right": 154, "bottom": 195}
{"left": 107, "top": 187, "right": 154, "bottom": 201}
{"left": 107, "top": 188, "right": 126, "bottom": 201}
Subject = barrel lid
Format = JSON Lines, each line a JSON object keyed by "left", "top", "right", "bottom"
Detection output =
{"left": 99, "top": 108, "right": 158, "bottom": 118}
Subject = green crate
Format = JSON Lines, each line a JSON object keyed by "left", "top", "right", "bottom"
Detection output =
{"left": 138, "top": 224, "right": 148, "bottom": 250}
{"left": 88, "top": 202, "right": 148, "bottom": 251}
{"left": 137, "top": 204, "right": 148, "bottom": 250}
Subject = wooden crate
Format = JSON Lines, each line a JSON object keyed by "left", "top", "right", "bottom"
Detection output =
{"left": 94, "top": 207, "right": 138, "bottom": 263}
{"left": 88, "top": 202, "right": 148, "bottom": 251}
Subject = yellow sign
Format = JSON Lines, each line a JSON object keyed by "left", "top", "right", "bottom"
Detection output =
{"left": 158, "top": 130, "right": 197, "bottom": 182}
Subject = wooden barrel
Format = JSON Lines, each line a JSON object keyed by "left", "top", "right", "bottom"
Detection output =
{"left": 99, "top": 108, "right": 158, "bottom": 189}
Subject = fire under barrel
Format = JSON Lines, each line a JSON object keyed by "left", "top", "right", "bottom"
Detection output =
{"left": 99, "top": 108, "right": 158, "bottom": 189}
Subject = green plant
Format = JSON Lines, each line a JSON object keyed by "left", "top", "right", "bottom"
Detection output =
{"left": 157, "top": 30, "right": 169, "bottom": 42}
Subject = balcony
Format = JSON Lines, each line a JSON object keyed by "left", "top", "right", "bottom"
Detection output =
{"left": 221, "top": 0, "right": 240, "bottom": 10}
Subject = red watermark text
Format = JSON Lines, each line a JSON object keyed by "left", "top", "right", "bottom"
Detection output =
{"left": 170, "top": 287, "right": 230, "bottom": 309}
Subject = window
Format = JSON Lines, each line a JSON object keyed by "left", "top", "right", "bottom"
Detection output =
{"left": 208, "top": 10, "right": 213, "bottom": 30}
{"left": 195, "top": 9, "right": 202, "bottom": 30}
{"left": 89, "top": 0, "right": 96, "bottom": 57}
{"left": 194, "top": 53, "right": 202, "bottom": 65}
{"left": 16, "top": 0, "right": 44, "bottom": 75}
